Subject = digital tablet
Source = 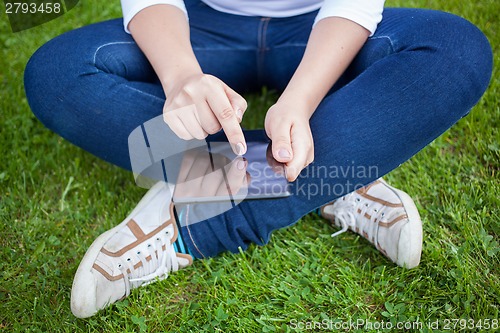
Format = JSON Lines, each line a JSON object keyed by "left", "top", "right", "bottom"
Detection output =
{"left": 172, "top": 129, "right": 291, "bottom": 204}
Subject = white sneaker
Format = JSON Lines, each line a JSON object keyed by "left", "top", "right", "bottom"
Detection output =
{"left": 321, "top": 179, "right": 422, "bottom": 268}
{"left": 71, "top": 181, "right": 193, "bottom": 318}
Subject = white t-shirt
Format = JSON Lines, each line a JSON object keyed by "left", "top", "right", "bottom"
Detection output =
{"left": 120, "top": 0, "right": 385, "bottom": 35}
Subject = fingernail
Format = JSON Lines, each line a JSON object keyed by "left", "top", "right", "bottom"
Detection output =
{"left": 237, "top": 159, "right": 246, "bottom": 170}
{"left": 236, "top": 142, "right": 245, "bottom": 155}
{"left": 278, "top": 149, "right": 291, "bottom": 159}
{"left": 236, "top": 108, "right": 243, "bottom": 120}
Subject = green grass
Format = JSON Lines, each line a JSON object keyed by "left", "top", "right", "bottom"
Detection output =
{"left": 0, "top": 0, "right": 499, "bottom": 332}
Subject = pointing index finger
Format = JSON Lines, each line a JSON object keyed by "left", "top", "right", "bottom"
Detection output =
{"left": 206, "top": 86, "right": 247, "bottom": 155}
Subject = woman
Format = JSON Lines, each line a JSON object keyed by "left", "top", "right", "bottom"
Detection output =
{"left": 24, "top": 0, "right": 492, "bottom": 318}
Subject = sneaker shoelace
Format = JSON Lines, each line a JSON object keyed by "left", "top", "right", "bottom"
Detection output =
{"left": 329, "top": 192, "right": 398, "bottom": 244}
{"left": 117, "top": 228, "right": 179, "bottom": 296}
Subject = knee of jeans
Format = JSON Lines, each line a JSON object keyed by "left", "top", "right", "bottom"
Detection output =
{"left": 452, "top": 20, "right": 493, "bottom": 119}
{"left": 24, "top": 35, "right": 88, "bottom": 136}
{"left": 421, "top": 11, "right": 493, "bottom": 106}
{"left": 93, "top": 42, "right": 151, "bottom": 80}
{"left": 447, "top": 15, "right": 492, "bottom": 100}
{"left": 24, "top": 41, "right": 57, "bottom": 130}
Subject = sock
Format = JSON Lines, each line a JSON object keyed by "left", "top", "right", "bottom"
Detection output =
{"left": 172, "top": 207, "right": 195, "bottom": 259}
{"left": 172, "top": 233, "right": 194, "bottom": 258}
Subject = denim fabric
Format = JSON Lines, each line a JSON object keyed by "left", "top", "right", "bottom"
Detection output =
{"left": 25, "top": 1, "right": 493, "bottom": 258}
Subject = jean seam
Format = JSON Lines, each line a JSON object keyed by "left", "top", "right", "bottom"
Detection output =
{"left": 272, "top": 43, "right": 308, "bottom": 49}
{"left": 92, "top": 41, "right": 136, "bottom": 66}
{"left": 127, "top": 85, "right": 165, "bottom": 103}
{"left": 256, "top": 17, "right": 271, "bottom": 85}
{"left": 184, "top": 213, "right": 206, "bottom": 259}
{"left": 91, "top": 41, "right": 165, "bottom": 103}
{"left": 368, "top": 35, "right": 396, "bottom": 53}
{"left": 192, "top": 47, "right": 256, "bottom": 51}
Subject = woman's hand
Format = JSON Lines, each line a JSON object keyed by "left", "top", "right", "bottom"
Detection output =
{"left": 262, "top": 17, "right": 370, "bottom": 182}
{"left": 128, "top": 6, "right": 248, "bottom": 155}
{"left": 163, "top": 73, "right": 248, "bottom": 155}
{"left": 264, "top": 103, "right": 314, "bottom": 182}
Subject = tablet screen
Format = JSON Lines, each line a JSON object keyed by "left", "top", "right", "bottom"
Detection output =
{"left": 172, "top": 130, "right": 291, "bottom": 204}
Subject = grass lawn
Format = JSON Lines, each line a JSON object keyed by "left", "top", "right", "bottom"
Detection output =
{"left": 0, "top": 0, "right": 498, "bottom": 332}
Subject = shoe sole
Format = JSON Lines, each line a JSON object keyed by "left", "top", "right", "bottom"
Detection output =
{"left": 71, "top": 181, "right": 173, "bottom": 318}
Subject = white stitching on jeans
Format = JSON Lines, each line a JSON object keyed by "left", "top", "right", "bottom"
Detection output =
{"left": 92, "top": 41, "right": 136, "bottom": 66}
{"left": 127, "top": 86, "right": 165, "bottom": 103}
{"left": 184, "top": 209, "right": 206, "bottom": 258}
{"left": 192, "top": 47, "right": 255, "bottom": 51}
{"left": 91, "top": 41, "right": 165, "bottom": 103}
{"left": 272, "top": 43, "right": 308, "bottom": 49}
{"left": 367, "top": 35, "right": 396, "bottom": 53}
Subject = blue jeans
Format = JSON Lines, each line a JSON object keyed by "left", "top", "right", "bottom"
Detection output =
{"left": 24, "top": 2, "right": 492, "bottom": 258}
